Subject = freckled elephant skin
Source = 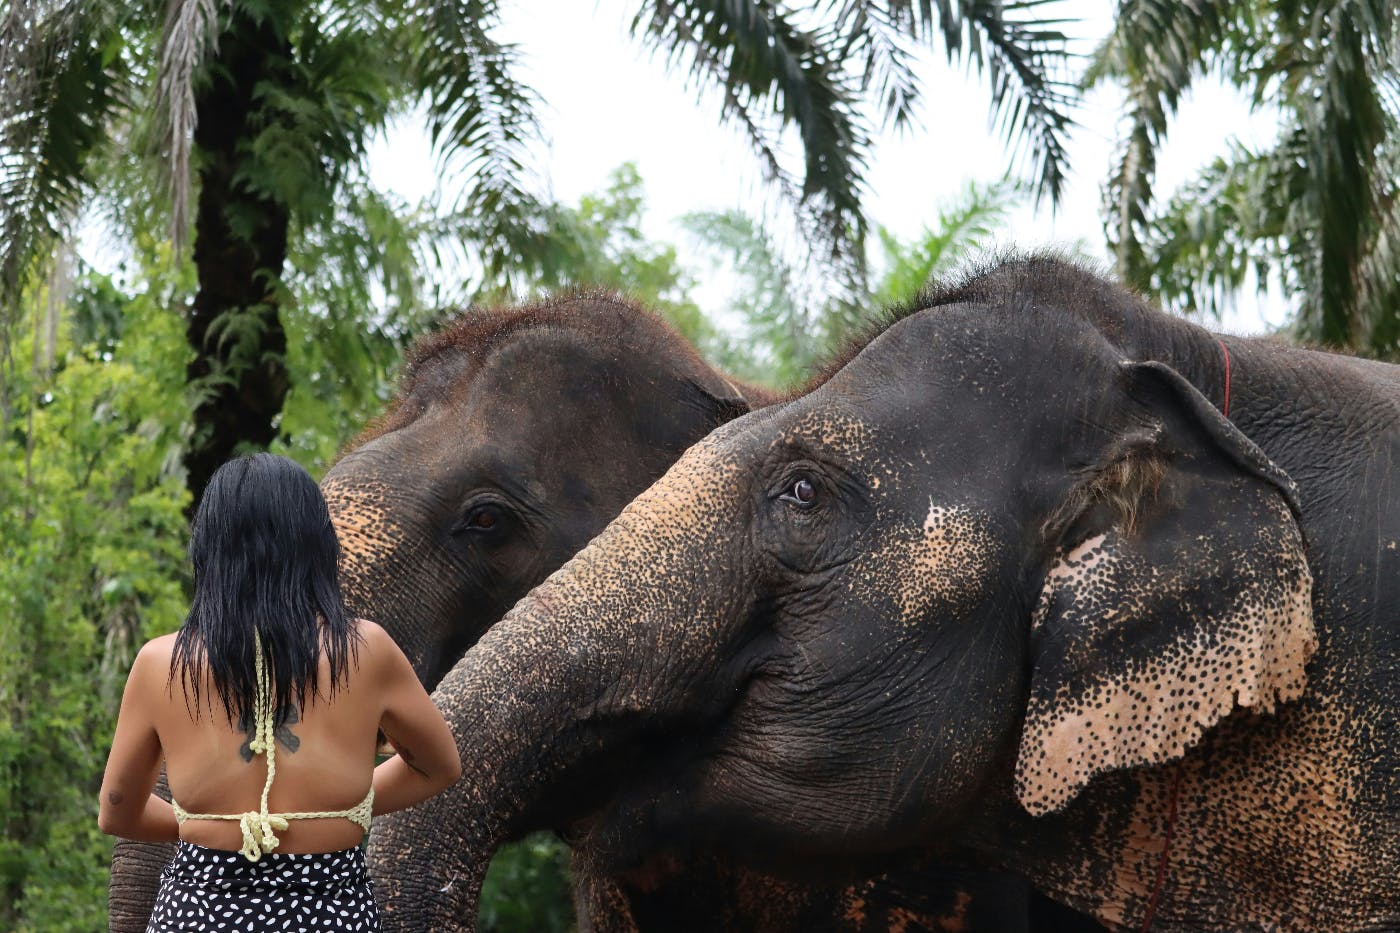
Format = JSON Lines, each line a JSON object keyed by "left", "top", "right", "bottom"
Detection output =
{"left": 107, "top": 292, "right": 1086, "bottom": 931}
{"left": 388, "top": 258, "right": 1400, "bottom": 931}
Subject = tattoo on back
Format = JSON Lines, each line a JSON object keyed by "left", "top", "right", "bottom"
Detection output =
{"left": 238, "top": 705, "right": 301, "bottom": 762}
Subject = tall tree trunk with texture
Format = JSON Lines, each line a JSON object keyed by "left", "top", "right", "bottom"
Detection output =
{"left": 183, "top": 6, "right": 293, "bottom": 510}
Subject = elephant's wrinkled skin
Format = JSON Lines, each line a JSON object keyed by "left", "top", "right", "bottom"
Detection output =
{"left": 108, "top": 292, "right": 1089, "bottom": 931}
{"left": 373, "top": 258, "right": 1400, "bottom": 930}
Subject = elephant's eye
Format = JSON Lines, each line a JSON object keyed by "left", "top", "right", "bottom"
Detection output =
{"left": 780, "top": 477, "right": 818, "bottom": 506}
{"left": 459, "top": 504, "right": 504, "bottom": 534}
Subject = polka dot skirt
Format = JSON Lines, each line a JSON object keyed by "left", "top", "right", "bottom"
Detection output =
{"left": 146, "top": 841, "right": 379, "bottom": 932}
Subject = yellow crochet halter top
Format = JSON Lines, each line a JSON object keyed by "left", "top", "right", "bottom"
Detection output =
{"left": 171, "top": 632, "right": 374, "bottom": 862}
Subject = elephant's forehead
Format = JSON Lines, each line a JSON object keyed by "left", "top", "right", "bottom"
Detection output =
{"left": 772, "top": 406, "right": 882, "bottom": 463}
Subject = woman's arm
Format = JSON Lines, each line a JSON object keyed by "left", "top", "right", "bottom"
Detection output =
{"left": 367, "top": 623, "right": 462, "bottom": 816}
{"left": 99, "top": 642, "right": 179, "bottom": 842}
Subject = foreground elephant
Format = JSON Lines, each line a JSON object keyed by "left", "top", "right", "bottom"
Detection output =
{"left": 109, "top": 292, "right": 1084, "bottom": 930}
{"left": 369, "top": 257, "right": 1400, "bottom": 930}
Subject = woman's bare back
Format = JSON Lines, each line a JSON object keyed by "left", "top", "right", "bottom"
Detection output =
{"left": 144, "top": 622, "right": 394, "bottom": 853}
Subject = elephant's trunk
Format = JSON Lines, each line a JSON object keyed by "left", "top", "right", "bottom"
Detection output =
{"left": 368, "top": 434, "right": 751, "bottom": 930}
{"left": 108, "top": 838, "right": 176, "bottom": 929}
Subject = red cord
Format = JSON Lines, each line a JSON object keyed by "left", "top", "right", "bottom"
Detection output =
{"left": 1140, "top": 763, "right": 1184, "bottom": 932}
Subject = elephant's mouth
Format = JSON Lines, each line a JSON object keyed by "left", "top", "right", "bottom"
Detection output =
{"left": 552, "top": 626, "right": 794, "bottom": 869}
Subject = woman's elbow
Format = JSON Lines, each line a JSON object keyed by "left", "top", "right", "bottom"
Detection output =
{"left": 97, "top": 806, "right": 126, "bottom": 838}
{"left": 440, "top": 748, "right": 463, "bottom": 789}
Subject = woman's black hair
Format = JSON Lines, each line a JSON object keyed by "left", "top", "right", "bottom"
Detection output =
{"left": 170, "top": 453, "right": 359, "bottom": 727}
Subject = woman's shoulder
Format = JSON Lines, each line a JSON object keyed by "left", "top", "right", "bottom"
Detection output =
{"left": 125, "top": 633, "right": 177, "bottom": 694}
{"left": 349, "top": 618, "right": 397, "bottom": 665}
{"left": 347, "top": 619, "right": 415, "bottom": 682}
{"left": 134, "top": 633, "right": 177, "bottom": 668}
{"left": 351, "top": 617, "right": 391, "bottom": 648}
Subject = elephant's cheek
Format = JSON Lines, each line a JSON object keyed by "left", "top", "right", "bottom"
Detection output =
{"left": 325, "top": 478, "right": 411, "bottom": 610}
{"left": 890, "top": 503, "right": 999, "bottom": 625}
{"left": 843, "top": 503, "right": 1016, "bottom": 802}
{"left": 324, "top": 478, "right": 461, "bottom": 679}
{"left": 844, "top": 502, "right": 1004, "bottom": 634}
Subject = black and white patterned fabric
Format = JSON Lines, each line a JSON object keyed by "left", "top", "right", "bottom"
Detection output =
{"left": 146, "top": 841, "right": 379, "bottom": 932}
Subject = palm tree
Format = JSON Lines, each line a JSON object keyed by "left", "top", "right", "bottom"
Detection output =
{"left": 1, "top": 0, "right": 1078, "bottom": 505}
{"left": 1089, "top": 0, "right": 1400, "bottom": 356}
{"left": 682, "top": 178, "right": 1020, "bottom": 387}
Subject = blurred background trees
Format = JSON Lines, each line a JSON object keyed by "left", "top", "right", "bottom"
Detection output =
{"left": 1091, "top": 0, "right": 1400, "bottom": 355}
{"left": 1, "top": 0, "right": 1398, "bottom": 928}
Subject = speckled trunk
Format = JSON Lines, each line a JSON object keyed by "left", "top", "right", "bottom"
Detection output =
{"left": 369, "top": 433, "right": 752, "bottom": 930}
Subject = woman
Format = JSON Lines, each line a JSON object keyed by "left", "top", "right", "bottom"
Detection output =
{"left": 100, "top": 453, "right": 461, "bottom": 931}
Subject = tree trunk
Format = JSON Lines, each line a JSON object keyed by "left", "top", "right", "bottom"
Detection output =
{"left": 183, "top": 6, "right": 293, "bottom": 511}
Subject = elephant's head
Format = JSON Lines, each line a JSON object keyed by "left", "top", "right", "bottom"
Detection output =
{"left": 321, "top": 292, "right": 755, "bottom": 688}
{"left": 371, "top": 284, "right": 1315, "bottom": 926}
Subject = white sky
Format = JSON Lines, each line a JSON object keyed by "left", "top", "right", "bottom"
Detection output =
{"left": 367, "top": 0, "right": 1290, "bottom": 336}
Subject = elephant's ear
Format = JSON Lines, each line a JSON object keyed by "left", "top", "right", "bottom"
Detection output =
{"left": 687, "top": 375, "right": 753, "bottom": 427}
{"left": 1014, "top": 361, "right": 1316, "bottom": 816}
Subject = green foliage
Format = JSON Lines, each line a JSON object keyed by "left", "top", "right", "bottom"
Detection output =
{"left": 275, "top": 176, "right": 443, "bottom": 472}
{"left": 684, "top": 178, "right": 1021, "bottom": 388}
{"left": 680, "top": 209, "right": 817, "bottom": 386}
{"left": 467, "top": 163, "right": 719, "bottom": 352}
{"left": 0, "top": 256, "right": 190, "bottom": 931}
{"left": 869, "top": 179, "right": 1020, "bottom": 308}
{"left": 478, "top": 833, "right": 574, "bottom": 933}
{"left": 1090, "top": 0, "right": 1400, "bottom": 356}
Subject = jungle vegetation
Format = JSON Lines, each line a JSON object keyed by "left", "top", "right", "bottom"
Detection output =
{"left": 0, "top": 0, "right": 1397, "bottom": 929}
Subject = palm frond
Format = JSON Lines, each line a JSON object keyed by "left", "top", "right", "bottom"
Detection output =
{"left": 153, "top": 0, "right": 226, "bottom": 255}
{"left": 1, "top": 1, "right": 129, "bottom": 310}
{"left": 1088, "top": 0, "right": 1238, "bottom": 286}
{"left": 833, "top": 0, "right": 1076, "bottom": 205}
{"left": 831, "top": 2, "right": 923, "bottom": 131}
{"left": 1356, "top": 133, "right": 1400, "bottom": 357}
{"left": 410, "top": 0, "right": 546, "bottom": 282}
{"left": 631, "top": 0, "right": 870, "bottom": 262}
{"left": 680, "top": 208, "right": 816, "bottom": 386}
{"left": 872, "top": 177, "right": 1019, "bottom": 306}
{"left": 1136, "top": 140, "right": 1293, "bottom": 319}
{"left": 1290, "top": 0, "right": 1391, "bottom": 348}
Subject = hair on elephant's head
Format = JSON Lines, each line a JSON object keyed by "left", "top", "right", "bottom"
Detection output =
{"left": 320, "top": 291, "right": 755, "bottom": 688}
{"left": 385, "top": 259, "right": 1318, "bottom": 920}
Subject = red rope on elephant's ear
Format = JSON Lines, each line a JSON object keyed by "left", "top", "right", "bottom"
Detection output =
{"left": 1140, "top": 339, "right": 1232, "bottom": 933}
{"left": 1140, "top": 763, "right": 1183, "bottom": 932}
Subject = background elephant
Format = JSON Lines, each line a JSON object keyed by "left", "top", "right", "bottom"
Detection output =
{"left": 108, "top": 291, "right": 1089, "bottom": 931}
{"left": 368, "top": 257, "right": 1400, "bottom": 930}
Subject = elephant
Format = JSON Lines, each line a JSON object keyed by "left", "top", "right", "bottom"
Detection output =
{"left": 107, "top": 290, "right": 1095, "bottom": 931}
{"left": 365, "top": 256, "right": 1400, "bottom": 931}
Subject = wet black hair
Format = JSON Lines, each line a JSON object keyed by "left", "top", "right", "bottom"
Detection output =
{"left": 170, "top": 453, "right": 359, "bottom": 727}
